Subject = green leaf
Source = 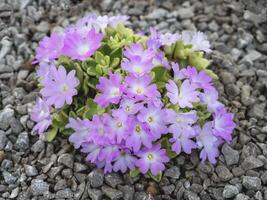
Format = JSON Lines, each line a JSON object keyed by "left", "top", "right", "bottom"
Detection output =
{"left": 110, "top": 48, "right": 123, "bottom": 60}
{"left": 52, "top": 110, "right": 69, "bottom": 128}
{"left": 205, "top": 69, "right": 218, "bottom": 80}
{"left": 95, "top": 64, "right": 103, "bottom": 75}
{"left": 188, "top": 52, "right": 210, "bottom": 70}
{"left": 151, "top": 66, "right": 170, "bottom": 83}
{"left": 148, "top": 171, "right": 162, "bottom": 182}
{"left": 74, "top": 63, "right": 84, "bottom": 83}
{"left": 95, "top": 51, "right": 105, "bottom": 64}
{"left": 166, "top": 149, "right": 177, "bottom": 159}
{"left": 46, "top": 128, "right": 58, "bottom": 142}
{"left": 61, "top": 128, "right": 73, "bottom": 136}
{"left": 82, "top": 74, "right": 90, "bottom": 95}
{"left": 110, "top": 57, "right": 120, "bottom": 68}
{"left": 83, "top": 98, "right": 99, "bottom": 119}
{"left": 130, "top": 169, "right": 140, "bottom": 178}
{"left": 69, "top": 111, "right": 76, "bottom": 118}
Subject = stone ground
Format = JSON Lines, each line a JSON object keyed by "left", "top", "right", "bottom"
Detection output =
{"left": 0, "top": 0, "right": 267, "bottom": 199}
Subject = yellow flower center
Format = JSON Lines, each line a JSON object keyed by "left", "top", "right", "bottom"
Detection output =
{"left": 147, "top": 153, "right": 154, "bottom": 160}
{"left": 136, "top": 88, "right": 143, "bottom": 94}
{"left": 148, "top": 116, "right": 153, "bottom": 123}
{"left": 116, "top": 122, "right": 122, "bottom": 128}
{"left": 62, "top": 85, "right": 69, "bottom": 92}
{"left": 126, "top": 106, "right": 131, "bottom": 112}
{"left": 135, "top": 125, "right": 141, "bottom": 133}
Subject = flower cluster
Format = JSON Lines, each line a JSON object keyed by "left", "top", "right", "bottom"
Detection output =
{"left": 31, "top": 14, "right": 235, "bottom": 177}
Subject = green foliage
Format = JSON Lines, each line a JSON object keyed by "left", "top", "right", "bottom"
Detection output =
{"left": 130, "top": 169, "right": 140, "bottom": 178}
{"left": 148, "top": 171, "right": 162, "bottom": 182}
{"left": 46, "top": 128, "right": 58, "bottom": 142}
{"left": 52, "top": 110, "right": 69, "bottom": 129}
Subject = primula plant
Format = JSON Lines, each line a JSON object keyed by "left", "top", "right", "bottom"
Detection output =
{"left": 31, "top": 14, "right": 235, "bottom": 180}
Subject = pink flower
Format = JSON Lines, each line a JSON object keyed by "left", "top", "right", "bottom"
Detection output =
{"left": 113, "top": 150, "right": 136, "bottom": 173}
{"left": 137, "top": 104, "right": 168, "bottom": 140}
{"left": 67, "top": 118, "right": 92, "bottom": 149}
{"left": 125, "top": 74, "right": 160, "bottom": 101}
{"left": 166, "top": 109, "right": 198, "bottom": 154}
{"left": 135, "top": 145, "right": 169, "bottom": 176}
{"left": 122, "top": 57, "right": 154, "bottom": 77}
{"left": 195, "top": 122, "right": 221, "bottom": 164}
{"left": 95, "top": 72, "right": 125, "bottom": 108}
{"left": 200, "top": 87, "right": 224, "bottom": 112}
{"left": 125, "top": 117, "right": 153, "bottom": 152}
{"left": 183, "top": 66, "right": 213, "bottom": 90}
{"left": 159, "top": 33, "right": 180, "bottom": 46}
{"left": 62, "top": 29, "right": 102, "bottom": 61}
{"left": 213, "top": 108, "right": 235, "bottom": 142}
{"left": 31, "top": 98, "right": 52, "bottom": 135}
{"left": 124, "top": 43, "right": 154, "bottom": 62}
{"left": 40, "top": 65, "right": 79, "bottom": 109}
{"left": 35, "top": 33, "right": 64, "bottom": 63}
{"left": 166, "top": 79, "right": 200, "bottom": 108}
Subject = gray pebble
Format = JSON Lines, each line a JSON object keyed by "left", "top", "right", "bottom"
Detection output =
{"left": 88, "top": 169, "right": 104, "bottom": 188}
{"left": 24, "top": 165, "right": 38, "bottom": 176}
{"left": 0, "top": 106, "right": 14, "bottom": 130}
{"left": 88, "top": 188, "right": 103, "bottom": 200}
{"left": 118, "top": 185, "right": 134, "bottom": 200}
{"left": 216, "top": 165, "right": 233, "bottom": 181}
{"left": 30, "top": 179, "right": 49, "bottom": 196}
{"left": 164, "top": 166, "right": 181, "bottom": 179}
{"left": 102, "top": 185, "right": 123, "bottom": 200}
{"left": 242, "top": 176, "right": 262, "bottom": 190}
{"left": 234, "top": 193, "right": 250, "bottom": 200}
{"left": 56, "top": 188, "right": 73, "bottom": 199}
{"left": 222, "top": 143, "right": 239, "bottom": 166}
{"left": 223, "top": 185, "right": 239, "bottom": 198}
{"left": 105, "top": 173, "right": 123, "bottom": 188}
{"left": 14, "top": 132, "right": 29, "bottom": 151}
{"left": 0, "top": 130, "right": 7, "bottom": 150}
{"left": 3, "top": 171, "right": 17, "bottom": 184}
{"left": 241, "top": 156, "right": 264, "bottom": 170}
{"left": 58, "top": 153, "right": 74, "bottom": 169}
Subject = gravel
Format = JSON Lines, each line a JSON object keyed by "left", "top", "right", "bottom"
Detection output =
{"left": 0, "top": 0, "right": 266, "bottom": 199}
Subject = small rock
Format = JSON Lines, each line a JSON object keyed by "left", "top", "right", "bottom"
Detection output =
{"left": 74, "top": 162, "right": 88, "bottom": 172}
{"left": 14, "top": 132, "right": 29, "bottom": 151}
{"left": 162, "top": 184, "right": 175, "bottom": 195}
{"left": 9, "top": 187, "right": 19, "bottom": 199}
{"left": 235, "top": 193, "right": 250, "bottom": 200}
{"left": 30, "top": 179, "right": 49, "bottom": 196}
{"left": 241, "top": 156, "right": 264, "bottom": 170}
{"left": 31, "top": 140, "right": 45, "bottom": 153}
{"left": 24, "top": 165, "right": 38, "bottom": 176}
{"left": 177, "top": 7, "right": 194, "bottom": 19}
{"left": 225, "top": 84, "right": 240, "bottom": 99}
{"left": 255, "top": 191, "right": 263, "bottom": 200}
{"left": 242, "top": 176, "right": 262, "bottom": 190}
{"left": 102, "top": 185, "right": 123, "bottom": 200}
{"left": 0, "top": 131, "right": 7, "bottom": 150}
{"left": 88, "top": 188, "right": 103, "bottom": 200}
{"left": 0, "top": 107, "right": 14, "bottom": 130}
{"left": 88, "top": 169, "right": 104, "bottom": 188}
{"left": 146, "top": 8, "right": 168, "bottom": 20}
{"left": 261, "top": 171, "right": 267, "bottom": 184}
{"left": 54, "top": 179, "right": 67, "bottom": 191}
{"left": 164, "top": 166, "right": 181, "bottom": 179}
{"left": 222, "top": 143, "right": 239, "bottom": 166}
{"left": 223, "top": 185, "right": 239, "bottom": 198}
{"left": 56, "top": 188, "right": 73, "bottom": 199}
{"left": 58, "top": 153, "right": 74, "bottom": 168}
{"left": 216, "top": 165, "right": 233, "bottom": 181}
{"left": 220, "top": 71, "right": 236, "bottom": 84}
{"left": 248, "top": 104, "right": 265, "bottom": 119}
{"left": 118, "top": 185, "right": 134, "bottom": 200}
{"left": 184, "top": 190, "right": 200, "bottom": 200}
{"left": 3, "top": 171, "right": 17, "bottom": 184}
{"left": 256, "top": 69, "right": 267, "bottom": 77}
{"left": 105, "top": 173, "right": 123, "bottom": 188}
{"left": 35, "top": 21, "right": 50, "bottom": 33}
